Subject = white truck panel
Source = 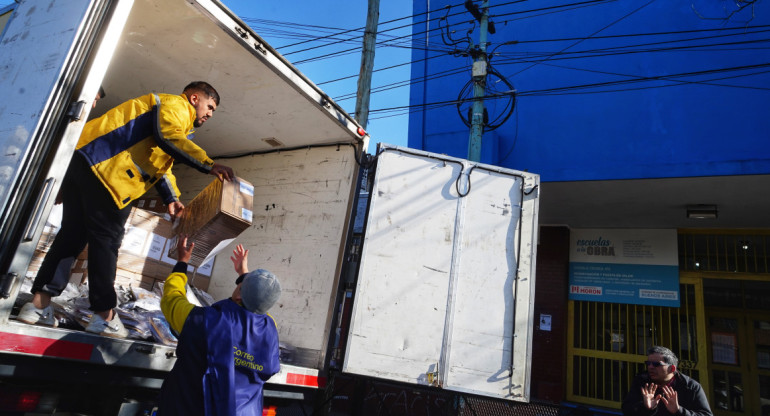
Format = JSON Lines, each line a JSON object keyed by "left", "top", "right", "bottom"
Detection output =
{"left": 444, "top": 169, "right": 535, "bottom": 400}
{"left": 0, "top": 0, "right": 90, "bottom": 202}
{"left": 0, "top": 0, "right": 92, "bottom": 225}
{"left": 344, "top": 150, "right": 461, "bottom": 382}
{"left": 344, "top": 146, "right": 539, "bottom": 402}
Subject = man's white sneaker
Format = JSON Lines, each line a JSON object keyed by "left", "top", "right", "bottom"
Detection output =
{"left": 17, "top": 303, "right": 58, "bottom": 327}
{"left": 85, "top": 312, "right": 128, "bottom": 339}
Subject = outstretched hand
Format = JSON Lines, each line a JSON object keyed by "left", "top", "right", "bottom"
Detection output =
{"left": 230, "top": 244, "right": 249, "bottom": 275}
{"left": 175, "top": 234, "right": 194, "bottom": 263}
{"left": 659, "top": 385, "right": 680, "bottom": 414}
{"left": 641, "top": 383, "right": 660, "bottom": 410}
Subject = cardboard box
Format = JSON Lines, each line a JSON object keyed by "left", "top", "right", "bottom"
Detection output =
{"left": 169, "top": 177, "right": 254, "bottom": 267}
{"left": 133, "top": 195, "right": 168, "bottom": 214}
{"left": 28, "top": 207, "right": 214, "bottom": 292}
{"left": 117, "top": 208, "right": 215, "bottom": 290}
{"left": 116, "top": 208, "right": 176, "bottom": 289}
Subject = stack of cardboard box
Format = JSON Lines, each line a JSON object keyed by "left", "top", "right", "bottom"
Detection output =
{"left": 27, "top": 177, "right": 253, "bottom": 293}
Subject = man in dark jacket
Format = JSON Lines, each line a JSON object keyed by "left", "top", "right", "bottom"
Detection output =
{"left": 622, "top": 346, "right": 712, "bottom": 416}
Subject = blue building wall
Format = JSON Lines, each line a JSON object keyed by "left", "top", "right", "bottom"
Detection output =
{"left": 408, "top": 0, "right": 770, "bottom": 182}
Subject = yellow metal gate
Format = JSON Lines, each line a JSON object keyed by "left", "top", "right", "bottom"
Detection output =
{"left": 566, "top": 278, "right": 707, "bottom": 409}
{"left": 566, "top": 230, "right": 770, "bottom": 413}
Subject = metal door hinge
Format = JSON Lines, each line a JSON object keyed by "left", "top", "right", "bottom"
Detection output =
{"left": 66, "top": 100, "right": 87, "bottom": 121}
{"left": 426, "top": 363, "right": 440, "bottom": 387}
{"left": 1, "top": 272, "right": 18, "bottom": 299}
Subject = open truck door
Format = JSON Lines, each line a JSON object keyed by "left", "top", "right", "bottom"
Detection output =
{"left": 344, "top": 145, "right": 540, "bottom": 402}
{"left": 0, "top": 0, "right": 135, "bottom": 311}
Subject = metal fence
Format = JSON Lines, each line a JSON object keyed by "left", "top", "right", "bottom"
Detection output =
{"left": 567, "top": 230, "right": 770, "bottom": 410}
{"left": 567, "top": 282, "right": 703, "bottom": 408}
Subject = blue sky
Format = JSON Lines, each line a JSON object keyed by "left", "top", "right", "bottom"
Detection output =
{"left": 0, "top": 0, "right": 413, "bottom": 154}
{"left": 220, "top": 0, "right": 413, "bottom": 153}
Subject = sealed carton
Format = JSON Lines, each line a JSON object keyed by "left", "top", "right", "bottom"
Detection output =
{"left": 169, "top": 177, "right": 254, "bottom": 267}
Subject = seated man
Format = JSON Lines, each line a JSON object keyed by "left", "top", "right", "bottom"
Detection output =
{"left": 158, "top": 236, "right": 281, "bottom": 416}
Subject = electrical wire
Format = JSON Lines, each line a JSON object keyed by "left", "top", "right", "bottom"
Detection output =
{"left": 246, "top": 0, "right": 620, "bottom": 65}
{"left": 359, "top": 60, "right": 770, "bottom": 121}
{"left": 321, "top": 24, "right": 770, "bottom": 87}
{"left": 511, "top": 0, "right": 658, "bottom": 76}
{"left": 234, "top": 0, "right": 770, "bottom": 122}
{"left": 492, "top": 37, "right": 770, "bottom": 65}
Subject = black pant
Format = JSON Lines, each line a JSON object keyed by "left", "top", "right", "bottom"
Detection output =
{"left": 32, "top": 153, "right": 132, "bottom": 312}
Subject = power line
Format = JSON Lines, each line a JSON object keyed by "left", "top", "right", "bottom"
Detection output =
{"left": 331, "top": 32, "right": 770, "bottom": 102}
{"left": 516, "top": 62, "right": 770, "bottom": 95}
{"left": 247, "top": 0, "right": 619, "bottom": 65}
{"left": 234, "top": 1, "right": 770, "bottom": 122}
{"left": 493, "top": 37, "right": 770, "bottom": 65}
{"left": 511, "top": 0, "right": 658, "bottom": 76}
{"left": 319, "top": 24, "right": 770, "bottom": 86}
{"left": 364, "top": 62, "right": 770, "bottom": 118}
{"left": 502, "top": 24, "right": 770, "bottom": 45}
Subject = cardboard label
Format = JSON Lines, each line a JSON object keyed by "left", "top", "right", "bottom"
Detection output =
{"left": 241, "top": 207, "right": 253, "bottom": 222}
{"left": 121, "top": 226, "right": 149, "bottom": 256}
{"left": 147, "top": 233, "right": 167, "bottom": 261}
{"left": 240, "top": 181, "right": 254, "bottom": 196}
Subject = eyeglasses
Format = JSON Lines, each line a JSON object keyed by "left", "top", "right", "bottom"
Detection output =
{"left": 644, "top": 360, "right": 668, "bottom": 367}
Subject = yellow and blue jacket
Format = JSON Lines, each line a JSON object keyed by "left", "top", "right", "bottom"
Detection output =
{"left": 160, "top": 264, "right": 280, "bottom": 416}
{"left": 76, "top": 93, "right": 214, "bottom": 209}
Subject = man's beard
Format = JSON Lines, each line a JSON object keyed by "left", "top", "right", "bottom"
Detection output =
{"left": 194, "top": 119, "right": 202, "bottom": 127}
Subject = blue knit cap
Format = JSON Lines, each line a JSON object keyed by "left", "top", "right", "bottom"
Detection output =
{"left": 239, "top": 269, "right": 281, "bottom": 314}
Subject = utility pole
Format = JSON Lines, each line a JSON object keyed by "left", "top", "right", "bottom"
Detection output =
{"left": 466, "top": 0, "right": 491, "bottom": 162}
{"left": 355, "top": 0, "right": 380, "bottom": 130}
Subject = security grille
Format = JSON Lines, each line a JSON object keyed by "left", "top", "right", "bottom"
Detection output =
{"left": 568, "top": 231, "right": 770, "bottom": 409}
{"left": 567, "top": 283, "right": 701, "bottom": 408}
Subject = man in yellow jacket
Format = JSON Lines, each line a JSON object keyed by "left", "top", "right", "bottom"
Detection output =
{"left": 18, "top": 81, "right": 234, "bottom": 338}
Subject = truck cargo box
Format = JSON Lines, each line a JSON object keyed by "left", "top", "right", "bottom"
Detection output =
{"left": 0, "top": 0, "right": 540, "bottom": 411}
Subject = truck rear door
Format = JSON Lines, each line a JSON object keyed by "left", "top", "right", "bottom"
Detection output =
{"left": 0, "top": 0, "right": 134, "bottom": 306}
{"left": 343, "top": 144, "right": 540, "bottom": 402}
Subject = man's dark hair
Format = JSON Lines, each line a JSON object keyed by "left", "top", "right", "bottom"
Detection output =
{"left": 648, "top": 345, "right": 678, "bottom": 367}
{"left": 183, "top": 81, "right": 220, "bottom": 106}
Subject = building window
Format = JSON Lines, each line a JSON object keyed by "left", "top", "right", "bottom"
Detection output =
{"left": 679, "top": 232, "right": 770, "bottom": 274}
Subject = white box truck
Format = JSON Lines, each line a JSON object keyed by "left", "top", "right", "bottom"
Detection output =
{"left": 0, "top": 0, "right": 540, "bottom": 413}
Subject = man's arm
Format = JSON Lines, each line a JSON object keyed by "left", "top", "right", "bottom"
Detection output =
{"left": 154, "top": 172, "right": 185, "bottom": 219}
{"left": 151, "top": 94, "right": 234, "bottom": 181}
{"left": 161, "top": 235, "right": 197, "bottom": 334}
{"left": 151, "top": 94, "right": 214, "bottom": 173}
{"left": 674, "top": 381, "right": 712, "bottom": 416}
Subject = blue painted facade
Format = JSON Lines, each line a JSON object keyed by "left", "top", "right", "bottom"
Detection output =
{"left": 408, "top": 0, "right": 770, "bottom": 182}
